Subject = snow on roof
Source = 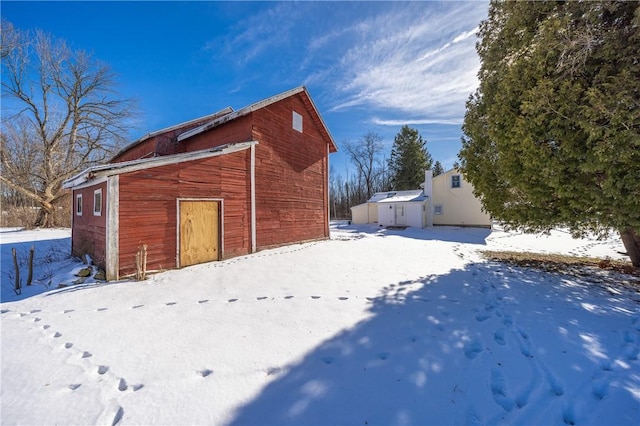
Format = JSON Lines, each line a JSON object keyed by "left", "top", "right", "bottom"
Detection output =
{"left": 368, "top": 190, "right": 427, "bottom": 203}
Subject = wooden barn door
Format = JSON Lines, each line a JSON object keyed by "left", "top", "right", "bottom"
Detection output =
{"left": 179, "top": 200, "right": 220, "bottom": 267}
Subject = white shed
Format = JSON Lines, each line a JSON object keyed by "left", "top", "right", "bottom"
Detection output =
{"left": 351, "top": 190, "right": 428, "bottom": 228}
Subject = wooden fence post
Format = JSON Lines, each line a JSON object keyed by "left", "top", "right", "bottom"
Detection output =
{"left": 26, "top": 246, "right": 35, "bottom": 286}
{"left": 12, "top": 248, "right": 21, "bottom": 295}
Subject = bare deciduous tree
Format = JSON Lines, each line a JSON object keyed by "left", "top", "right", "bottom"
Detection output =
{"left": 1, "top": 19, "right": 136, "bottom": 227}
{"left": 343, "top": 132, "right": 385, "bottom": 201}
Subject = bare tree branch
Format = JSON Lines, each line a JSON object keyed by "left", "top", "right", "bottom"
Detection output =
{"left": 1, "top": 19, "right": 137, "bottom": 227}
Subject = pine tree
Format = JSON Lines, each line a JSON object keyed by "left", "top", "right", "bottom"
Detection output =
{"left": 432, "top": 161, "right": 445, "bottom": 177}
{"left": 388, "top": 126, "right": 433, "bottom": 190}
{"left": 459, "top": 1, "right": 640, "bottom": 266}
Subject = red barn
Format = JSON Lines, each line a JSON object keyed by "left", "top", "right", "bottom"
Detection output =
{"left": 63, "top": 87, "right": 338, "bottom": 280}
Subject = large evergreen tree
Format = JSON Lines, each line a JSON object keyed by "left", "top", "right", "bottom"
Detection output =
{"left": 459, "top": 1, "right": 640, "bottom": 266}
{"left": 388, "top": 125, "right": 433, "bottom": 190}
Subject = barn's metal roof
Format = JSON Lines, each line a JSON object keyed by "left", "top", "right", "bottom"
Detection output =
{"left": 368, "top": 190, "right": 427, "bottom": 203}
{"left": 110, "top": 107, "right": 234, "bottom": 161}
{"left": 176, "top": 86, "right": 338, "bottom": 152}
{"left": 63, "top": 141, "right": 258, "bottom": 189}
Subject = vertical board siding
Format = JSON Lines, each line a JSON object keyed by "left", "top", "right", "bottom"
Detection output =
{"left": 117, "top": 150, "right": 250, "bottom": 277}
{"left": 252, "top": 93, "right": 329, "bottom": 248}
{"left": 180, "top": 115, "right": 253, "bottom": 154}
{"left": 71, "top": 181, "right": 108, "bottom": 268}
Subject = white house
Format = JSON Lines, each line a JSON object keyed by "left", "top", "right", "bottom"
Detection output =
{"left": 431, "top": 169, "right": 491, "bottom": 227}
{"left": 350, "top": 169, "right": 491, "bottom": 229}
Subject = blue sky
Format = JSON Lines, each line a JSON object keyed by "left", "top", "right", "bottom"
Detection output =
{"left": 2, "top": 1, "right": 489, "bottom": 176}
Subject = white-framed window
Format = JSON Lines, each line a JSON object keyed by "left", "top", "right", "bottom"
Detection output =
{"left": 451, "top": 175, "right": 461, "bottom": 188}
{"left": 93, "top": 189, "right": 102, "bottom": 216}
{"left": 76, "top": 194, "right": 83, "bottom": 216}
{"left": 292, "top": 111, "right": 303, "bottom": 133}
{"left": 434, "top": 205, "right": 443, "bottom": 215}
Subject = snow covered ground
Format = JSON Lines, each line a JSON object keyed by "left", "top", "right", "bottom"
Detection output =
{"left": 1, "top": 223, "right": 638, "bottom": 425}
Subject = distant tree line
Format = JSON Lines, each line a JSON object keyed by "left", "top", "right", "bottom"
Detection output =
{"left": 330, "top": 125, "right": 440, "bottom": 220}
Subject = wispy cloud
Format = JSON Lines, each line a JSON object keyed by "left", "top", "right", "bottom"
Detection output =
{"left": 328, "top": 3, "right": 487, "bottom": 122}
{"left": 370, "top": 117, "right": 464, "bottom": 126}
{"left": 204, "top": 3, "right": 299, "bottom": 66}
{"left": 203, "top": 1, "right": 488, "bottom": 124}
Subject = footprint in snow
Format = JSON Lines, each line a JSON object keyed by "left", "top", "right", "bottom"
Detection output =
{"left": 311, "top": 296, "right": 321, "bottom": 299}
{"left": 82, "top": 351, "right": 92, "bottom": 359}
{"left": 112, "top": 406, "right": 124, "bottom": 426}
{"left": 284, "top": 296, "right": 294, "bottom": 299}
{"left": 53, "top": 332, "right": 62, "bottom": 338}
{"left": 68, "top": 384, "right": 81, "bottom": 391}
{"left": 592, "top": 377, "right": 609, "bottom": 400}
{"left": 502, "top": 315, "right": 513, "bottom": 327}
{"left": 562, "top": 403, "right": 577, "bottom": 425}
{"left": 322, "top": 356, "right": 334, "bottom": 365}
{"left": 165, "top": 302, "right": 177, "bottom": 306}
{"left": 97, "top": 308, "right": 108, "bottom": 312}
{"left": 118, "top": 378, "right": 128, "bottom": 391}
{"left": 338, "top": 297, "right": 348, "bottom": 301}
{"left": 228, "top": 298, "right": 238, "bottom": 303}
{"left": 43, "top": 324, "right": 51, "bottom": 330}
{"left": 65, "top": 342, "right": 73, "bottom": 349}
{"left": 98, "top": 365, "right": 109, "bottom": 375}
{"left": 199, "top": 369, "right": 213, "bottom": 377}
{"left": 266, "top": 367, "right": 283, "bottom": 376}
{"left": 490, "top": 367, "right": 514, "bottom": 412}
{"left": 63, "top": 309, "right": 74, "bottom": 314}
{"left": 476, "top": 312, "right": 492, "bottom": 322}
{"left": 132, "top": 304, "right": 144, "bottom": 309}
{"left": 30, "top": 309, "right": 42, "bottom": 314}
{"left": 34, "top": 317, "right": 41, "bottom": 322}
{"left": 198, "top": 300, "right": 209, "bottom": 304}
{"left": 494, "top": 329, "right": 507, "bottom": 345}
{"left": 257, "top": 297, "right": 268, "bottom": 301}
{"left": 463, "top": 340, "right": 483, "bottom": 359}
{"left": 624, "top": 344, "right": 639, "bottom": 361}
{"left": 0, "top": 309, "right": 9, "bottom": 314}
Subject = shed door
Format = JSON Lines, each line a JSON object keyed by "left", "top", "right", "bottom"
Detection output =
{"left": 395, "top": 204, "right": 407, "bottom": 226}
{"left": 179, "top": 200, "right": 220, "bottom": 267}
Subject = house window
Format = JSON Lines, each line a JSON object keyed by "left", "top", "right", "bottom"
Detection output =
{"left": 451, "top": 175, "right": 461, "bottom": 188}
{"left": 76, "top": 194, "right": 83, "bottom": 216}
{"left": 93, "top": 189, "right": 102, "bottom": 216}
{"left": 292, "top": 111, "right": 303, "bottom": 133}
{"left": 434, "top": 205, "right": 443, "bottom": 215}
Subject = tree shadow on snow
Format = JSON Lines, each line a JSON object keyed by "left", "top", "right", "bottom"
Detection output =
{"left": 228, "top": 261, "right": 640, "bottom": 426}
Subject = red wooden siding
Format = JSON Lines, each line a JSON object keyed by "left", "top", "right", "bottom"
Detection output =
{"left": 179, "top": 115, "right": 253, "bottom": 153}
{"left": 251, "top": 93, "right": 329, "bottom": 247}
{"left": 71, "top": 181, "right": 108, "bottom": 267}
{"left": 117, "top": 150, "right": 251, "bottom": 277}
{"left": 113, "top": 117, "right": 220, "bottom": 163}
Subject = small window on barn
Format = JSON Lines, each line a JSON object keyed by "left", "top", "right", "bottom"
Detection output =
{"left": 292, "top": 111, "right": 303, "bottom": 133}
{"left": 93, "top": 189, "right": 102, "bottom": 216}
{"left": 451, "top": 175, "right": 461, "bottom": 188}
{"left": 434, "top": 205, "right": 443, "bottom": 215}
{"left": 76, "top": 194, "right": 83, "bottom": 216}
